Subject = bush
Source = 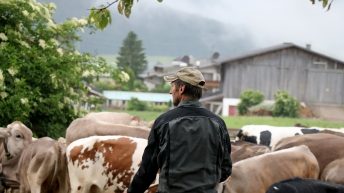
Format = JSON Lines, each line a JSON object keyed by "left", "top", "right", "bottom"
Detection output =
{"left": 272, "top": 91, "right": 300, "bottom": 118}
{"left": 126, "top": 97, "right": 147, "bottom": 111}
{"left": 238, "top": 90, "right": 264, "bottom": 115}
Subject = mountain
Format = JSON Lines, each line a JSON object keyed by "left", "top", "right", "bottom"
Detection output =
{"left": 38, "top": 0, "right": 253, "bottom": 58}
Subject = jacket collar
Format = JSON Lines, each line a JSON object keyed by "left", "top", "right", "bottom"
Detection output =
{"left": 178, "top": 99, "right": 201, "bottom": 107}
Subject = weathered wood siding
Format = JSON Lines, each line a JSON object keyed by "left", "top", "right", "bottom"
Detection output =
{"left": 222, "top": 47, "right": 344, "bottom": 105}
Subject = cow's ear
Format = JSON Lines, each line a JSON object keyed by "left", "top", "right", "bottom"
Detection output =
{"left": 0, "top": 128, "right": 11, "bottom": 138}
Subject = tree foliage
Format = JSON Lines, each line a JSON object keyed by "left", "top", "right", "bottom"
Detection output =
{"left": 0, "top": 0, "right": 107, "bottom": 138}
{"left": 89, "top": 0, "right": 163, "bottom": 30}
{"left": 116, "top": 31, "right": 147, "bottom": 91}
{"left": 117, "top": 31, "right": 147, "bottom": 76}
{"left": 310, "top": 0, "right": 334, "bottom": 10}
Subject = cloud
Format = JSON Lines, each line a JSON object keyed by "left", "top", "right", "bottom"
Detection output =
{"left": 149, "top": 0, "right": 344, "bottom": 60}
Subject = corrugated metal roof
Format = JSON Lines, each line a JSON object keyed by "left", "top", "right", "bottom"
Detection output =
{"left": 103, "top": 90, "right": 171, "bottom": 103}
{"left": 220, "top": 43, "right": 344, "bottom": 65}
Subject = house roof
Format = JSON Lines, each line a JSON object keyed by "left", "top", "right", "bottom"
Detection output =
{"left": 139, "top": 57, "right": 219, "bottom": 79}
{"left": 103, "top": 90, "right": 171, "bottom": 103}
{"left": 220, "top": 43, "right": 344, "bottom": 65}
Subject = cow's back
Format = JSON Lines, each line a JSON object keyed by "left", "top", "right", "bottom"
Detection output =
{"left": 65, "top": 117, "right": 150, "bottom": 145}
{"left": 235, "top": 125, "right": 320, "bottom": 147}
{"left": 273, "top": 133, "right": 344, "bottom": 175}
{"left": 67, "top": 135, "right": 148, "bottom": 193}
{"left": 231, "top": 141, "right": 270, "bottom": 163}
{"left": 321, "top": 157, "right": 344, "bottom": 184}
{"left": 266, "top": 177, "right": 344, "bottom": 193}
{"left": 224, "top": 145, "right": 319, "bottom": 193}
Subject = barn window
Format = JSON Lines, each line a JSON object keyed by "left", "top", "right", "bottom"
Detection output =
{"left": 337, "top": 63, "right": 344, "bottom": 70}
{"left": 312, "top": 61, "right": 327, "bottom": 69}
{"left": 327, "top": 61, "right": 336, "bottom": 69}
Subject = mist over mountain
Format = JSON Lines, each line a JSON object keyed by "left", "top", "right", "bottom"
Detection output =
{"left": 39, "top": 0, "right": 253, "bottom": 58}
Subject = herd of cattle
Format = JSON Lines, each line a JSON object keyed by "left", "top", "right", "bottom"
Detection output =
{"left": 1, "top": 112, "right": 344, "bottom": 193}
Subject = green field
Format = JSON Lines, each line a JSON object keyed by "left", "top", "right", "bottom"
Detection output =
{"left": 123, "top": 110, "right": 344, "bottom": 129}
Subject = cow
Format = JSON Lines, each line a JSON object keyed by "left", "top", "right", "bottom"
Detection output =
{"left": 0, "top": 121, "right": 33, "bottom": 191}
{"left": 84, "top": 112, "right": 147, "bottom": 127}
{"left": 17, "top": 137, "right": 69, "bottom": 193}
{"left": 266, "top": 177, "right": 344, "bottom": 193}
{"left": 235, "top": 125, "right": 322, "bottom": 147}
{"left": 321, "top": 158, "right": 344, "bottom": 184}
{"left": 0, "top": 122, "right": 68, "bottom": 193}
{"left": 273, "top": 133, "right": 344, "bottom": 177}
{"left": 231, "top": 141, "right": 270, "bottom": 163}
{"left": 221, "top": 145, "right": 319, "bottom": 193}
{"left": 65, "top": 117, "right": 150, "bottom": 145}
{"left": 0, "top": 121, "right": 33, "bottom": 162}
{"left": 67, "top": 135, "right": 158, "bottom": 193}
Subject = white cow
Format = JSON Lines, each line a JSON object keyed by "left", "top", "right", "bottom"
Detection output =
{"left": 235, "top": 125, "right": 322, "bottom": 147}
{"left": 67, "top": 135, "right": 158, "bottom": 193}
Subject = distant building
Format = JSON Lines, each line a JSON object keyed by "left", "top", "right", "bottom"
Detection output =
{"left": 139, "top": 54, "right": 221, "bottom": 93}
{"left": 103, "top": 90, "right": 171, "bottom": 109}
{"left": 220, "top": 43, "right": 344, "bottom": 116}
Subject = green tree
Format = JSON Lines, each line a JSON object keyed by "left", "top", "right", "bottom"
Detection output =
{"left": 116, "top": 31, "right": 147, "bottom": 78}
{"left": 0, "top": 0, "right": 107, "bottom": 138}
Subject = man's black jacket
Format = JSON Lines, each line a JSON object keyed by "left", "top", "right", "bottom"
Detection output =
{"left": 128, "top": 100, "right": 232, "bottom": 193}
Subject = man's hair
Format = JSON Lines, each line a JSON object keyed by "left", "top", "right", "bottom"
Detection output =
{"left": 174, "top": 79, "right": 203, "bottom": 99}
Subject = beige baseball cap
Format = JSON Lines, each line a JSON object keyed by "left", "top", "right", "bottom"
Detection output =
{"left": 164, "top": 67, "right": 205, "bottom": 88}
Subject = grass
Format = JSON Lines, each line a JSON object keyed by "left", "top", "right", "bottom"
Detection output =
{"left": 122, "top": 110, "right": 344, "bottom": 129}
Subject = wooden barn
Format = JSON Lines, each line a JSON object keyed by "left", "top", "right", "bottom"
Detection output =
{"left": 220, "top": 43, "right": 344, "bottom": 116}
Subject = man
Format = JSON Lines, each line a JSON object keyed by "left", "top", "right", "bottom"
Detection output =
{"left": 128, "top": 67, "right": 232, "bottom": 193}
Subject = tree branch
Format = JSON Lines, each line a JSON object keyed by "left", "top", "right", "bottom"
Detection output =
{"left": 89, "top": 0, "right": 119, "bottom": 11}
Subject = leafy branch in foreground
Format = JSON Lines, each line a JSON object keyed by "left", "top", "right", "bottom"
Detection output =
{"left": 88, "top": 0, "right": 163, "bottom": 30}
{"left": 309, "top": 0, "right": 334, "bottom": 10}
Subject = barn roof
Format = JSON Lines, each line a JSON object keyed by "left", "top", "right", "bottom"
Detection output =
{"left": 103, "top": 90, "right": 171, "bottom": 103}
{"left": 220, "top": 43, "right": 344, "bottom": 65}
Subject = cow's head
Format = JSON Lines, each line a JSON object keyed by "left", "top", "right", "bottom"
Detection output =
{"left": 0, "top": 121, "right": 33, "bottom": 159}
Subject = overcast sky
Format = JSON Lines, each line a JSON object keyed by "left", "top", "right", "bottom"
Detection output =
{"left": 118, "top": 0, "right": 344, "bottom": 60}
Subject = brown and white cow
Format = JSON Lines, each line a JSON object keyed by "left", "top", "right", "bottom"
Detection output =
{"left": 67, "top": 135, "right": 158, "bottom": 193}
{"left": 17, "top": 137, "right": 69, "bottom": 193}
{"left": 65, "top": 117, "right": 150, "bottom": 145}
{"left": 273, "top": 133, "right": 344, "bottom": 177}
{"left": 321, "top": 157, "right": 344, "bottom": 184}
{"left": 221, "top": 145, "right": 319, "bottom": 193}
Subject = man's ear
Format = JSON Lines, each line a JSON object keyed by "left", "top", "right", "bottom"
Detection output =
{"left": 179, "top": 84, "right": 185, "bottom": 94}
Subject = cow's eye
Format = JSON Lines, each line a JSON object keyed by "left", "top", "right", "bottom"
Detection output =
{"left": 15, "top": 134, "right": 22, "bottom": 138}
